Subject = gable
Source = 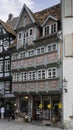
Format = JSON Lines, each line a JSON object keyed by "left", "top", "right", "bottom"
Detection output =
{"left": 15, "top": 4, "right": 35, "bottom": 29}
{"left": 17, "top": 9, "right": 33, "bottom": 29}
{"left": 42, "top": 15, "right": 57, "bottom": 27}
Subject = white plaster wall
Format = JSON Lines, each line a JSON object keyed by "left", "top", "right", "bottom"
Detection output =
{"left": 63, "top": 58, "right": 73, "bottom": 121}
{"left": 63, "top": 18, "right": 73, "bottom": 34}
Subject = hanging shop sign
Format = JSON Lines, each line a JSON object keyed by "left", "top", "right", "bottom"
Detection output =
{"left": 39, "top": 103, "right": 43, "bottom": 109}
{"left": 58, "top": 103, "right": 62, "bottom": 109}
{"left": 47, "top": 104, "right": 51, "bottom": 109}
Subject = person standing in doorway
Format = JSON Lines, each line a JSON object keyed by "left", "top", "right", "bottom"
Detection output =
{"left": 6, "top": 104, "right": 10, "bottom": 121}
{"left": 1, "top": 106, "right": 5, "bottom": 119}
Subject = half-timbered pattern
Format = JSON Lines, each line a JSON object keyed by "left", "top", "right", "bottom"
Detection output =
{"left": 0, "top": 20, "right": 16, "bottom": 106}
{"left": 7, "top": 4, "right": 62, "bottom": 123}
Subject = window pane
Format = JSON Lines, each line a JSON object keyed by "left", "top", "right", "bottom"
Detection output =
{"left": 52, "top": 44, "right": 57, "bottom": 51}
{"left": 48, "top": 45, "right": 51, "bottom": 52}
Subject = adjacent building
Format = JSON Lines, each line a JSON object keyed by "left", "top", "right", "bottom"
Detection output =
{"left": 0, "top": 19, "right": 16, "bottom": 107}
{"left": 62, "top": 0, "right": 73, "bottom": 128}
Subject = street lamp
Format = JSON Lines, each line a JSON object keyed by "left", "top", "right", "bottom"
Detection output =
{"left": 63, "top": 78, "right": 68, "bottom": 93}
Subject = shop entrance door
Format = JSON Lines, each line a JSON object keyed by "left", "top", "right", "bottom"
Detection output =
{"left": 52, "top": 95, "right": 61, "bottom": 121}
{"left": 33, "top": 96, "right": 41, "bottom": 120}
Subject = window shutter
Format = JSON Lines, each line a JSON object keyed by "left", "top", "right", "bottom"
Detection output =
{"left": 64, "top": 34, "right": 73, "bottom": 56}
{"left": 17, "top": 39, "right": 23, "bottom": 49}
{"left": 64, "top": 0, "right": 71, "bottom": 16}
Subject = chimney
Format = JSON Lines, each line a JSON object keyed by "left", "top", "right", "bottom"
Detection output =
{"left": 8, "top": 14, "right": 13, "bottom": 21}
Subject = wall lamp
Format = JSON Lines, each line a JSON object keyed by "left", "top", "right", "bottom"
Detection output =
{"left": 63, "top": 78, "right": 68, "bottom": 93}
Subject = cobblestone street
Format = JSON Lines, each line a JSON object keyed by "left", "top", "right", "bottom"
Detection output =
{"left": 0, "top": 119, "right": 70, "bottom": 130}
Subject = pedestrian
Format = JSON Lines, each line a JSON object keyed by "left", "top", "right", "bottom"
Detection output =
{"left": 1, "top": 106, "right": 5, "bottom": 119}
{"left": 7, "top": 104, "right": 10, "bottom": 121}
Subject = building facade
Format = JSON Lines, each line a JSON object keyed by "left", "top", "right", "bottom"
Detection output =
{"left": 62, "top": 0, "right": 73, "bottom": 128}
{"left": 7, "top": 4, "right": 62, "bottom": 123}
{"left": 0, "top": 20, "right": 16, "bottom": 108}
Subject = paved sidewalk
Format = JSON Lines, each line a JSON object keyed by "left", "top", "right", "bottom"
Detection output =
{"left": 0, "top": 119, "right": 64, "bottom": 130}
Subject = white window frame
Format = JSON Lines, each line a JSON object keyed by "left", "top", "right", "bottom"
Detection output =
{"left": 51, "top": 23, "right": 57, "bottom": 34}
{"left": 18, "top": 32, "right": 22, "bottom": 40}
{"left": 44, "top": 26, "right": 50, "bottom": 36}
{"left": 44, "top": 22, "right": 57, "bottom": 36}
{"left": 37, "top": 69, "right": 46, "bottom": 80}
{"left": 23, "top": 31, "right": 28, "bottom": 46}
{"left": 47, "top": 43, "right": 57, "bottom": 52}
{"left": 0, "top": 61, "right": 3, "bottom": 72}
{"left": 20, "top": 72, "right": 27, "bottom": 81}
{"left": 12, "top": 53, "right": 18, "bottom": 60}
{"left": 47, "top": 67, "right": 57, "bottom": 79}
{"left": 28, "top": 71, "right": 36, "bottom": 80}
{"left": 36, "top": 46, "right": 45, "bottom": 55}
{"left": 13, "top": 73, "right": 19, "bottom": 82}
{"left": 29, "top": 28, "right": 33, "bottom": 36}
{"left": 5, "top": 60, "right": 10, "bottom": 71}
{"left": 19, "top": 51, "right": 25, "bottom": 59}
{"left": 28, "top": 49, "right": 34, "bottom": 57}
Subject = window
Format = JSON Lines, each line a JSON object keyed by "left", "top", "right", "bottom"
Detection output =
{"left": 47, "top": 68, "right": 57, "bottom": 79}
{"left": 19, "top": 51, "right": 25, "bottom": 59}
{"left": 3, "top": 41, "right": 9, "bottom": 50}
{"left": 5, "top": 81, "right": 10, "bottom": 92}
{"left": 44, "top": 23, "right": 57, "bottom": 36}
{"left": 51, "top": 23, "right": 57, "bottom": 34}
{"left": 5, "top": 60, "right": 10, "bottom": 71}
{"left": 28, "top": 49, "right": 34, "bottom": 57}
{"left": 48, "top": 45, "right": 51, "bottom": 52}
{"left": 12, "top": 53, "right": 18, "bottom": 60}
{"left": 37, "top": 46, "right": 45, "bottom": 55}
{"left": 20, "top": 72, "right": 27, "bottom": 81}
{"left": 0, "top": 40, "right": 2, "bottom": 52}
{"left": 23, "top": 31, "right": 28, "bottom": 45}
{"left": 37, "top": 69, "right": 46, "bottom": 80}
{"left": 29, "top": 28, "right": 32, "bottom": 36}
{"left": 18, "top": 32, "right": 22, "bottom": 39}
{"left": 0, "top": 61, "right": 3, "bottom": 72}
{"left": 45, "top": 26, "right": 49, "bottom": 36}
{"left": 52, "top": 44, "right": 57, "bottom": 51}
{"left": 28, "top": 71, "right": 36, "bottom": 80}
{"left": 47, "top": 43, "right": 57, "bottom": 52}
{"left": 13, "top": 73, "right": 19, "bottom": 82}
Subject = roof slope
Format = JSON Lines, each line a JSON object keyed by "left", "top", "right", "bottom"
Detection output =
{"left": 0, "top": 19, "right": 16, "bottom": 36}
{"left": 34, "top": 4, "right": 61, "bottom": 24}
{"left": 7, "top": 3, "right": 61, "bottom": 28}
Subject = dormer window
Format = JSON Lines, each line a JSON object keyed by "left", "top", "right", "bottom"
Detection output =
{"left": 29, "top": 28, "right": 32, "bottom": 36}
{"left": 18, "top": 32, "right": 22, "bottom": 39}
{"left": 45, "top": 26, "right": 49, "bottom": 35}
{"left": 44, "top": 22, "right": 57, "bottom": 36}
{"left": 51, "top": 23, "right": 57, "bottom": 34}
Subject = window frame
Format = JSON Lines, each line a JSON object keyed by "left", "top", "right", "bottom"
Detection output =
{"left": 28, "top": 71, "right": 36, "bottom": 80}
{"left": 47, "top": 67, "right": 57, "bottom": 79}
{"left": 36, "top": 46, "right": 45, "bottom": 55}
{"left": 37, "top": 69, "right": 46, "bottom": 80}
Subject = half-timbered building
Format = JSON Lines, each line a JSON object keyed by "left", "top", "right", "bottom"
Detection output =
{"left": 0, "top": 19, "right": 16, "bottom": 107}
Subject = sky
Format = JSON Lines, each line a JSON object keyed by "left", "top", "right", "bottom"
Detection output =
{"left": 0, "top": 0, "right": 60, "bottom": 22}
